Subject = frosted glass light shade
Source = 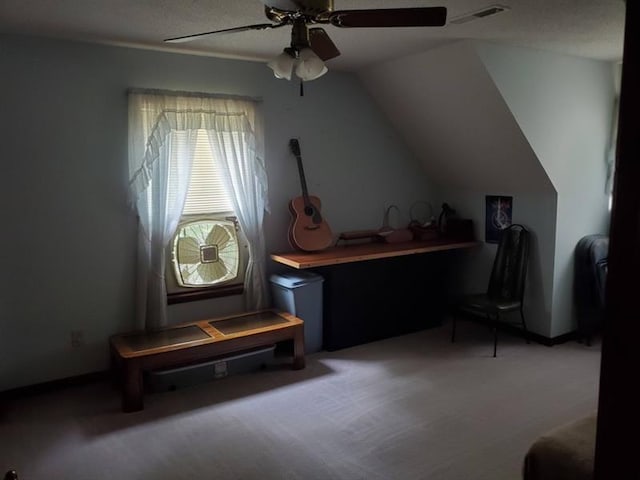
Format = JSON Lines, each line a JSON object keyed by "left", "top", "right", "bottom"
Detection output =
{"left": 267, "top": 52, "right": 295, "bottom": 80}
{"left": 295, "top": 48, "right": 327, "bottom": 81}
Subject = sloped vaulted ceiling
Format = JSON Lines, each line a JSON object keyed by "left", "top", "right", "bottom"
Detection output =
{"left": 357, "top": 40, "right": 555, "bottom": 194}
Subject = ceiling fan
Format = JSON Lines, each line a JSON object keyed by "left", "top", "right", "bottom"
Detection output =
{"left": 165, "top": 0, "right": 447, "bottom": 82}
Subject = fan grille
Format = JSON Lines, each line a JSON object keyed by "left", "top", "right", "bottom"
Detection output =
{"left": 172, "top": 219, "right": 240, "bottom": 287}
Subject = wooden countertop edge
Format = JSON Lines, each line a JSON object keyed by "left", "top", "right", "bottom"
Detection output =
{"left": 270, "top": 240, "right": 481, "bottom": 269}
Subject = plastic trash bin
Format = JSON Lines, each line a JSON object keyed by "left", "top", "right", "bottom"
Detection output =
{"left": 270, "top": 271, "right": 324, "bottom": 353}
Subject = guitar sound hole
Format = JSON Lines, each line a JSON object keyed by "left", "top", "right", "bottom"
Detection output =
{"left": 304, "top": 207, "right": 314, "bottom": 216}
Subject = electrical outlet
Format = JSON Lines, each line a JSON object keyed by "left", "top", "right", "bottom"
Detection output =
{"left": 71, "top": 330, "right": 84, "bottom": 348}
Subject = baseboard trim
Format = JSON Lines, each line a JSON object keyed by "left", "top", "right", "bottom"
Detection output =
{"left": 528, "top": 330, "right": 578, "bottom": 346}
{"left": 1, "top": 371, "right": 109, "bottom": 400}
{"left": 453, "top": 311, "right": 580, "bottom": 347}
{"left": 1, "top": 323, "right": 587, "bottom": 397}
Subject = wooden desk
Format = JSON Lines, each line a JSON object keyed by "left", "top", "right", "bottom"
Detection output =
{"left": 110, "top": 310, "right": 304, "bottom": 412}
{"left": 271, "top": 239, "right": 479, "bottom": 350}
{"left": 271, "top": 239, "right": 479, "bottom": 269}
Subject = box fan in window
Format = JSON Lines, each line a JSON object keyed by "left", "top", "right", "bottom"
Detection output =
{"left": 170, "top": 218, "right": 247, "bottom": 288}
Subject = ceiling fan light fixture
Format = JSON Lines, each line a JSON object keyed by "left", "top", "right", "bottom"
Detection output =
{"left": 166, "top": 3, "right": 449, "bottom": 83}
{"left": 294, "top": 47, "right": 328, "bottom": 81}
{"left": 267, "top": 50, "right": 296, "bottom": 80}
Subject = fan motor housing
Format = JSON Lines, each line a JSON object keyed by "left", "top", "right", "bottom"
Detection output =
{"left": 266, "top": 0, "right": 334, "bottom": 21}
{"left": 300, "top": 0, "right": 334, "bottom": 15}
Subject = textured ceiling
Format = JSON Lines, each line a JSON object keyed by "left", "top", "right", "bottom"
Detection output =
{"left": 0, "top": 0, "right": 626, "bottom": 71}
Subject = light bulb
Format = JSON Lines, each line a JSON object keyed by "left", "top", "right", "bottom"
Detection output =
{"left": 295, "top": 48, "right": 327, "bottom": 81}
{"left": 267, "top": 51, "right": 295, "bottom": 80}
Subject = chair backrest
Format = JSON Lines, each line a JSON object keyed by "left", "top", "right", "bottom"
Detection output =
{"left": 487, "top": 224, "right": 530, "bottom": 302}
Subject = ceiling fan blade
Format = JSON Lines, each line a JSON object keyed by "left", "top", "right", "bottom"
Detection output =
{"left": 165, "top": 22, "right": 286, "bottom": 43}
{"left": 260, "top": 0, "right": 304, "bottom": 10}
{"left": 328, "top": 7, "right": 447, "bottom": 28}
{"left": 309, "top": 28, "right": 341, "bottom": 61}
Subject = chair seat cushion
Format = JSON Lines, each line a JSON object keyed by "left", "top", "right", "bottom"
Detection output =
{"left": 459, "top": 294, "right": 521, "bottom": 313}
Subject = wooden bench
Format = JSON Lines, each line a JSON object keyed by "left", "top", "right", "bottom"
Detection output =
{"left": 110, "top": 310, "right": 305, "bottom": 412}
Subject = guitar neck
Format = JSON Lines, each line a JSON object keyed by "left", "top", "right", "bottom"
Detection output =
{"left": 295, "top": 155, "right": 311, "bottom": 201}
{"left": 290, "top": 139, "right": 312, "bottom": 204}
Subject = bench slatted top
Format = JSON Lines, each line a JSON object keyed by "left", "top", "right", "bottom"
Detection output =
{"left": 111, "top": 311, "right": 302, "bottom": 359}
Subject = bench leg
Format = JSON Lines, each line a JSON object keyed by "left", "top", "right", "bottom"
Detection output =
{"left": 122, "top": 359, "right": 144, "bottom": 412}
{"left": 292, "top": 326, "right": 305, "bottom": 370}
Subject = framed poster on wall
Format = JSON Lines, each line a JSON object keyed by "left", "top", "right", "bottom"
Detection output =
{"left": 485, "top": 195, "right": 512, "bottom": 243}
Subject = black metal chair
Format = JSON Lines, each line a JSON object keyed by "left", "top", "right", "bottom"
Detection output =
{"left": 451, "top": 224, "right": 531, "bottom": 357}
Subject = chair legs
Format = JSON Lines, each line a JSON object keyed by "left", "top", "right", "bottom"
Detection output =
{"left": 452, "top": 309, "right": 528, "bottom": 357}
{"left": 453, "top": 312, "right": 499, "bottom": 356}
{"left": 520, "top": 307, "right": 530, "bottom": 344}
{"left": 492, "top": 310, "right": 529, "bottom": 356}
{"left": 491, "top": 313, "right": 498, "bottom": 358}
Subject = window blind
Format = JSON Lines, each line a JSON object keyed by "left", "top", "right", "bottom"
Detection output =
{"left": 171, "top": 130, "right": 234, "bottom": 215}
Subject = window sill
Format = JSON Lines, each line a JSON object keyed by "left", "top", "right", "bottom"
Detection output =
{"left": 167, "top": 283, "right": 244, "bottom": 305}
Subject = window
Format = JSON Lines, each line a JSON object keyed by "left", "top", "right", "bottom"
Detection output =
{"left": 128, "top": 91, "right": 268, "bottom": 330}
{"left": 166, "top": 130, "right": 248, "bottom": 304}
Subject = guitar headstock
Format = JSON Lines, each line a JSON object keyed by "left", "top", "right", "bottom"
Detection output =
{"left": 289, "top": 138, "right": 301, "bottom": 157}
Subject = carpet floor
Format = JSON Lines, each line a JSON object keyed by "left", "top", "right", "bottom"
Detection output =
{"left": 1, "top": 321, "right": 601, "bottom": 480}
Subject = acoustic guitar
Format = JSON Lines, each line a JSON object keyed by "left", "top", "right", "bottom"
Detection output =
{"left": 288, "top": 138, "right": 333, "bottom": 251}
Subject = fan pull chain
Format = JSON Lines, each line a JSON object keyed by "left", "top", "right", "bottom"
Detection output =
{"left": 300, "top": 79, "right": 304, "bottom": 97}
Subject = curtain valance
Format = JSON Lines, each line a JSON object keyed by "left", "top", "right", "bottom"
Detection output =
{"left": 128, "top": 92, "right": 263, "bottom": 204}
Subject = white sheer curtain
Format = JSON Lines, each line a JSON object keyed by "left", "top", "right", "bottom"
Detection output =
{"left": 208, "top": 126, "right": 269, "bottom": 310}
{"left": 128, "top": 91, "right": 268, "bottom": 331}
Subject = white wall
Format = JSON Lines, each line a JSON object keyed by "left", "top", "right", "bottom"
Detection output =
{"left": 0, "top": 35, "right": 436, "bottom": 390}
{"left": 477, "top": 43, "right": 615, "bottom": 336}
{"left": 359, "top": 41, "right": 557, "bottom": 336}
